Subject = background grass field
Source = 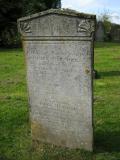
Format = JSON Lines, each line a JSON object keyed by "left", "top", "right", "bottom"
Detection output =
{"left": 0, "top": 42, "right": 120, "bottom": 160}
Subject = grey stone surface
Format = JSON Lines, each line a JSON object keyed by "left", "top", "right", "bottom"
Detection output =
{"left": 18, "top": 9, "right": 96, "bottom": 151}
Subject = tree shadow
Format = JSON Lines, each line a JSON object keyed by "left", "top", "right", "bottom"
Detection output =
{"left": 0, "top": 156, "right": 12, "bottom": 160}
{"left": 94, "top": 42, "right": 120, "bottom": 48}
{"left": 99, "top": 71, "right": 120, "bottom": 78}
{"left": 94, "top": 125, "right": 120, "bottom": 153}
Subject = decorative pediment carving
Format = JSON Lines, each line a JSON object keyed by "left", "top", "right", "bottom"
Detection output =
{"left": 19, "top": 21, "right": 31, "bottom": 34}
{"left": 78, "top": 20, "right": 95, "bottom": 36}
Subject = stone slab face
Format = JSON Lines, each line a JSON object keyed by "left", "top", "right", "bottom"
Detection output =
{"left": 18, "top": 9, "right": 96, "bottom": 151}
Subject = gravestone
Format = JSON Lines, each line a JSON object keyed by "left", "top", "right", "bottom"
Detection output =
{"left": 110, "top": 24, "right": 120, "bottom": 42}
{"left": 18, "top": 9, "right": 96, "bottom": 151}
{"left": 95, "top": 21, "right": 105, "bottom": 42}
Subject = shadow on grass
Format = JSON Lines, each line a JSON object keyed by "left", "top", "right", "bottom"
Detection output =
{"left": 94, "top": 42, "right": 120, "bottom": 48}
{"left": 94, "top": 130, "right": 120, "bottom": 153}
{"left": 0, "top": 156, "right": 12, "bottom": 160}
{"left": 99, "top": 71, "right": 120, "bottom": 77}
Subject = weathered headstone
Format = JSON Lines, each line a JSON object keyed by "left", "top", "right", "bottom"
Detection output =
{"left": 95, "top": 21, "right": 105, "bottom": 42}
{"left": 110, "top": 23, "right": 120, "bottom": 42}
{"left": 18, "top": 9, "right": 96, "bottom": 151}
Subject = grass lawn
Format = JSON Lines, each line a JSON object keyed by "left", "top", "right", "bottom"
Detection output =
{"left": 0, "top": 42, "right": 120, "bottom": 160}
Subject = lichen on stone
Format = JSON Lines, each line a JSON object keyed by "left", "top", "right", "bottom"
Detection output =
{"left": 18, "top": 8, "right": 96, "bottom": 22}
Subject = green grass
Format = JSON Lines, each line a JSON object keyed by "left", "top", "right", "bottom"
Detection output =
{"left": 0, "top": 42, "right": 120, "bottom": 160}
{"left": 94, "top": 42, "right": 120, "bottom": 160}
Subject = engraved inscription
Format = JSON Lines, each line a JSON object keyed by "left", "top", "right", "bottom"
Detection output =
{"left": 26, "top": 41, "right": 92, "bottom": 146}
{"left": 26, "top": 42, "right": 91, "bottom": 98}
